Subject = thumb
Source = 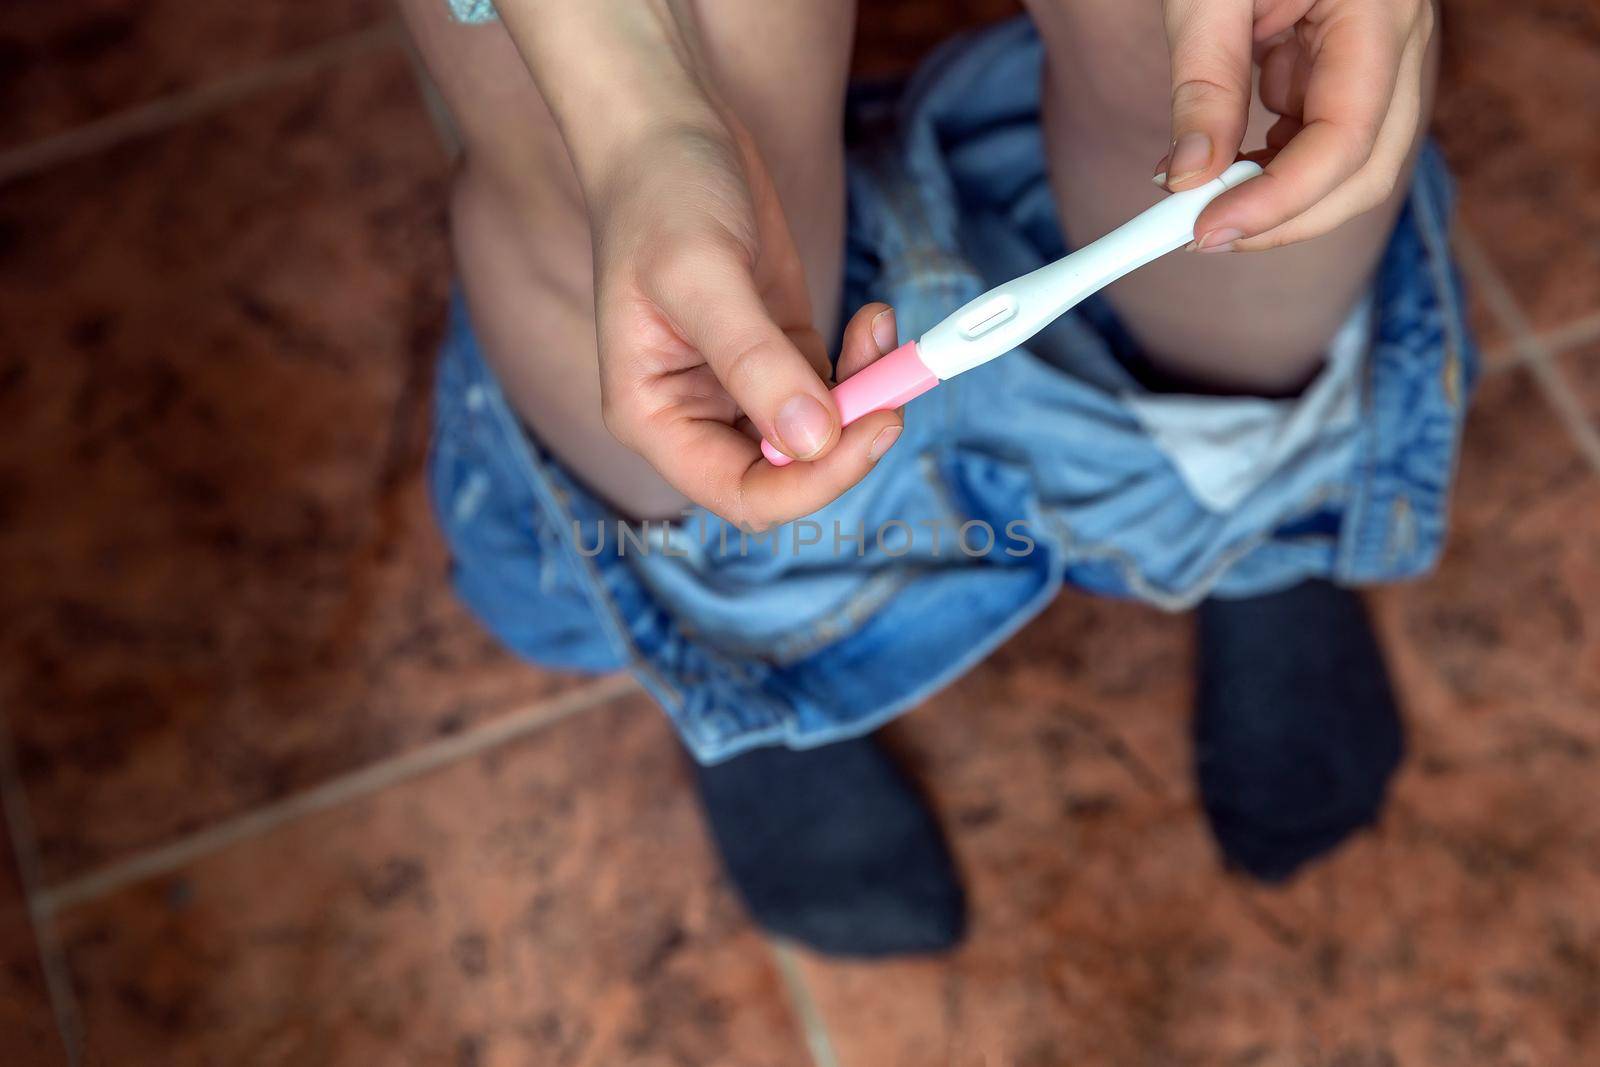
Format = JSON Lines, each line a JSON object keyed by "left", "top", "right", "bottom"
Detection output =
{"left": 646, "top": 235, "right": 839, "bottom": 461}
{"left": 1160, "top": 0, "right": 1255, "bottom": 191}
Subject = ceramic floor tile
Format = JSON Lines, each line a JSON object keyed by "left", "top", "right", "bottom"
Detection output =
{"left": 1358, "top": 365, "right": 1600, "bottom": 1063}
{"left": 51, "top": 693, "right": 808, "bottom": 1067}
{"left": 0, "top": 800, "right": 67, "bottom": 1065}
{"left": 1559, "top": 342, "right": 1600, "bottom": 424}
{"left": 798, "top": 369, "right": 1600, "bottom": 1066}
{"left": 1374, "top": 365, "right": 1600, "bottom": 757}
{"left": 1461, "top": 253, "right": 1516, "bottom": 370}
{"left": 803, "top": 591, "right": 1258, "bottom": 1067}
{"left": 0, "top": 51, "right": 587, "bottom": 884}
{"left": 1434, "top": 0, "right": 1600, "bottom": 335}
{"left": 0, "top": 0, "right": 392, "bottom": 151}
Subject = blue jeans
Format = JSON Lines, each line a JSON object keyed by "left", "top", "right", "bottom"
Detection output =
{"left": 427, "top": 19, "right": 1476, "bottom": 763}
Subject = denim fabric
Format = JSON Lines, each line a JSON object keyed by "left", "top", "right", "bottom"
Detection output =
{"left": 445, "top": 0, "right": 496, "bottom": 24}
{"left": 428, "top": 18, "right": 1476, "bottom": 763}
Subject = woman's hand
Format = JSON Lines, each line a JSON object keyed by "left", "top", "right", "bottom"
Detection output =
{"left": 589, "top": 115, "right": 903, "bottom": 529}
{"left": 494, "top": 0, "right": 902, "bottom": 529}
{"left": 1157, "top": 0, "right": 1435, "bottom": 252}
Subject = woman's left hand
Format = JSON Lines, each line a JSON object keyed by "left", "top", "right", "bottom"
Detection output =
{"left": 1157, "top": 0, "right": 1435, "bottom": 252}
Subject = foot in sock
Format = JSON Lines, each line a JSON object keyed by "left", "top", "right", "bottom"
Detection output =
{"left": 691, "top": 732, "right": 966, "bottom": 957}
{"left": 1195, "top": 579, "right": 1404, "bottom": 883}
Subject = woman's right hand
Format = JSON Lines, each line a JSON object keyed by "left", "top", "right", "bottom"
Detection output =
{"left": 497, "top": 1, "right": 902, "bottom": 530}
{"left": 585, "top": 112, "right": 904, "bottom": 531}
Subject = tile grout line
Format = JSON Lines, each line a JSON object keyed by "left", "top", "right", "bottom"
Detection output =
{"left": 1526, "top": 355, "right": 1600, "bottom": 476}
{"left": 0, "top": 21, "right": 405, "bottom": 188}
{"left": 770, "top": 941, "right": 844, "bottom": 1067}
{"left": 36, "top": 673, "right": 639, "bottom": 916}
{"left": 1533, "top": 309, "right": 1600, "bottom": 359}
{"left": 1453, "top": 227, "right": 1600, "bottom": 476}
{"left": 0, "top": 711, "right": 84, "bottom": 1064}
{"left": 1452, "top": 228, "right": 1542, "bottom": 364}
{"left": 1480, "top": 309, "right": 1600, "bottom": 374}
{"left": 1477, "top": 344, "right": 1525, "bottom": 375}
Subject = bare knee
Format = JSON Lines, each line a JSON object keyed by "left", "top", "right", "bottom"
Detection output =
{"left": 1026, "top": 0, "right": 1438, "bottom": 394}
{"left": 1023, "top": 0, "right": 1172, "bottom": 145}
{"left": 401, "top": 0, "right": 587, "bottom": 223}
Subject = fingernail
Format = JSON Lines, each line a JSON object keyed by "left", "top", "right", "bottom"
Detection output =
{"left": 867, "top": 424, "right": 901, "bottom": 462}
{"left": 1192, "top": 227, "right": 1243, "bottom": 253}
{"left": 776, "top": 394, "right": 833, "bottom": 459}
{"left": 870, "top": 307, "right": 898, "bottom": 356}
{"left": 1167, "top": 131, "right": 1212, "bottom": 185}
{"left": 1152, "top": 146, "right": 1173, "bottom": 185}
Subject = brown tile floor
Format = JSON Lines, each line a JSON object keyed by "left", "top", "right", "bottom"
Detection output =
{"left": 0, "top": 0, "right": 393, "bottom": 150}
{"left": 1, "top": 2, "right": 1598, "bottom": 1065}
{"left": 0, "top": 806, "right": 64, "bottom": 1066}
{"left": 0, "top": 50, "right": 590, "bottom": 884}
{"left": 1434, "top": 0, "right": 1600, "bottom": 341}
{"left": 54, "top": 693, "right": 810, "bottom": 1067}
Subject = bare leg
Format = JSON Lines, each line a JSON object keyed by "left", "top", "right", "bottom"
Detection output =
{"left": 399, "top": 0, "right": 855, "bottom": 517}
{"left": 1024, "top": 0, "right": 1438, "bottom": 396}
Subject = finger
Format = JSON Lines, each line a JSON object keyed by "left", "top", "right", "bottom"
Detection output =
{"left": 785, "top": 319, "right": 834, "bottom": 382}
{"left": 643, "top": 408, "right": 904, "bottom": 530}
{"left": 643, "top": 234, "right": 840, "bottom": 462}
{"left": 1258, "top": 38, "right": 1309, "bottom": 119}
{"left": 1251, "top": 0, "right": 1312, "bottom": 44}
{"left": 736, "top": 410, "right": 903, "bottom": 528}
{"left": 729, "top": 319, "right": 833, "bottom": 442}
{"left": 835, "top": 302, "right": 898, "bottom": 382}
{"left": 1251, "top": 25, "right": 1295, "bottom": 65}
{"left": 1191, "top": 5, "right": 1410, "bottom": 249}
{"left": 1264, "top": 115, "right": 1301, "bottom": 154}
{"left": 1160, "top": 0, "right": 1255, "bottom": 191}
{"left": 1233, "top": 15, "right": 1429, "bottom": 251}
{"left": 728, "top": 303, "right": 894, "bottom": 447}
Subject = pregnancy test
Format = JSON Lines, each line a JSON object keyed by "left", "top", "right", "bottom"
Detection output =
{"left": 762, "top": 159, "right": 1262, "bottom": 466}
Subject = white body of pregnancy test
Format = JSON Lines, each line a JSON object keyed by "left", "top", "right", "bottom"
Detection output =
{"left": 762, "top": 159, "right": 1263, "bottom": 466}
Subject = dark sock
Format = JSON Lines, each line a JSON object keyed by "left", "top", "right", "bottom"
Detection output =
{"left": 691, "top": 732, "right": 966, "bottom": 958}
{"left": 1195, "top": 579, "right": 1404, "bottom": 883}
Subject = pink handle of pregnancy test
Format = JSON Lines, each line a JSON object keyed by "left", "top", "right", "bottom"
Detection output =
{"left": 761, "top": 340, "right": 939, "bottom": 467}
